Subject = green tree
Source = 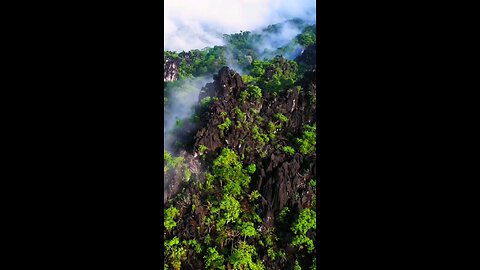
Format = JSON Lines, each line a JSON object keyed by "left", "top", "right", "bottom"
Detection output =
{"left": 291, "top": 208, "right": 316, "bottom": 235}
{"left": 229, "top": 242, "right": 265, "bottom": 270}
{"left": 296, "top": 124, "right": 316, "bottom": 155}
{"left": 237, "top": 221, "right": 258, "bottom": 239}
{"left": 204, "top": 247, "right": 226, "bottom": 270}
{"left": 164, "top": 206, "right": 180, "bottom": 232}
{"left": 164, "top": 237, "right": 187, "bottom": 270}
{"left": 246, "top": 164, "right": 256, "bottom": 174}
{"left": 218, "top": 118, "right": 232, "bottom": 137}
{"left": 248, "top": 85, "right": 262, "bottom": 100}
{"left": 211, "top": 148, "right": 252, "bottom": 198}
{"left": 291, "top": 208, "right": 316, "bottom": 253}
{"left": 282, "top": 146, "right": 295, "bottom": 156}
{"left": 217, "top": 194, "right": 241, "bottom": 226}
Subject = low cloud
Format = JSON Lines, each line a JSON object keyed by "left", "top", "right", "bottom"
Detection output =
{"left": 165, "top": 0, "right": 316, "bottom": 52}
{"left": 164, "top": 76, "right": 213, "bottom": 153}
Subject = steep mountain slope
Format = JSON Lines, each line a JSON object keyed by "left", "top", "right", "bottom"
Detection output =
{"left": 164, "top": 21, "right": 316, "bottom": 270}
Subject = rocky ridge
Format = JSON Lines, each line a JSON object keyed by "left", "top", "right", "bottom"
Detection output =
{"left": 164, "top": 45, "right": 317, "bottom": 270}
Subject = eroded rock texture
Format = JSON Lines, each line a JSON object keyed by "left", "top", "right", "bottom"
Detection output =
{"left": 164, "top": 48, "right": 317, "bottom": 269}
{"left": 192, "top": 64, "right": 316, "bottom": 225}
{"left": 164, "top": 59, "right": 180, "bottom": 82}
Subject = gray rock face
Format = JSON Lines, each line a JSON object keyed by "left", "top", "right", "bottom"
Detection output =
{"left": 164, "top": 59, "right": 180, "bottom": 82}
{"left": 193, "top": 66, "right": 317, "bottom": 226}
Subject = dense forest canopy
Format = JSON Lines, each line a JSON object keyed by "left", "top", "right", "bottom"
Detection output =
{"left": 164, "top": 19, "right": 316, "bottom": 82}
{"left": 164, "top": 18, "right": 317, "bottom": 270}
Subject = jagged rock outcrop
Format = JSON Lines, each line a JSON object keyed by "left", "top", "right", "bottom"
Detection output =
{"left": 194, "top": 67, "right": 250, "bottom": 154}
{"left": 164, "top": 58, "right": 180, "bottom": 82}
{"left": 193, "top": 65, "right": 316, "bottom": 226}
{"left": 163, "top": 22, "right": 317, "bottom": 268}
{"left": 198, "top": 66, "right": 246, "bottom": 100}
{"left": 164, "top": 47, "right": 317, "bottom": 269}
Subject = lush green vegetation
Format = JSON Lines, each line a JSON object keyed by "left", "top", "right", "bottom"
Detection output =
{"left": 282, "top": 146, "right": 296, "bottom": 156}
{"left": 164, "top": 19, "right": 316, "bottom": 270}
{"left": 165, "top": 128, "right": 317, "bottom": 269}
{"left": 291, "top": 208, "right": 316, "bottom": 253}
{"left": 296, "top": 124, "right": 316, "bottom": 155}
{"left": 164, "top": 19, "right": 316, "bottom": 82}
{"left": 164, "top": 206, "right": 179, "bottom": 232}
{"left": 296, "top": 25, "right": 316, "bottom": 47}
{"left": 248, "top": 56, "right": 299, "bottom": 94}
{"left": 218, "top": 118, "right": 232, "bottom": 138}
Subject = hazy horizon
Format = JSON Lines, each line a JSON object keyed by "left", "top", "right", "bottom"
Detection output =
{"left": 164, "top": 0, "right": 316, "bottom": 52}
